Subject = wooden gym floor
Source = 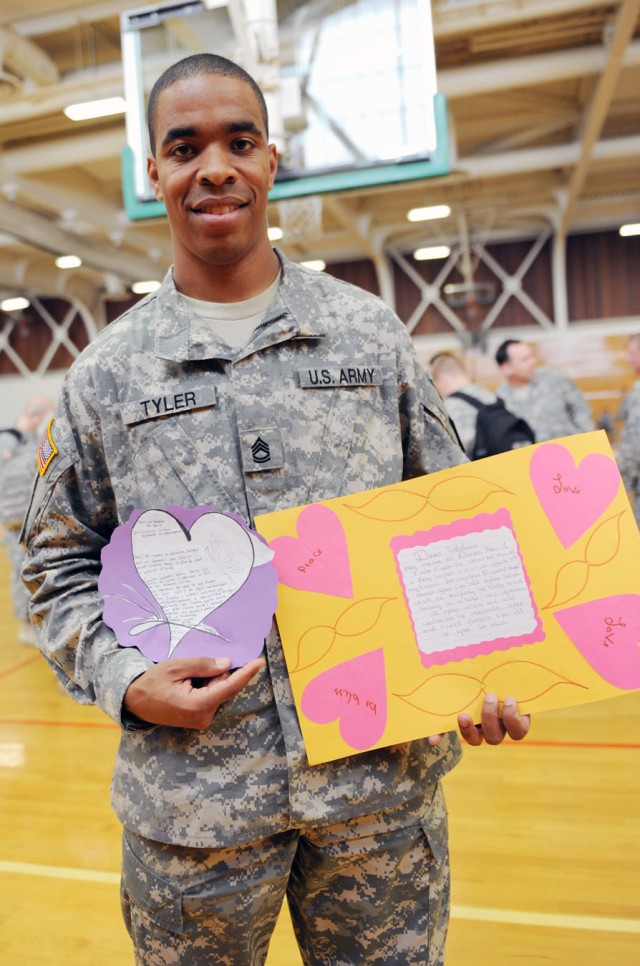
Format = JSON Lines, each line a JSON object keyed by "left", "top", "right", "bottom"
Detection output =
{"left": 1, "top": 541, "right": 639, "bottom": 965}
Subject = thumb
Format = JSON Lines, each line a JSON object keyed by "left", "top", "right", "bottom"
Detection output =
{"left": 166, "top": 656, "right": 231, "bottom": 679}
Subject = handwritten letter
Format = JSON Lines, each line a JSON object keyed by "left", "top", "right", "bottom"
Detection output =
{"left": 391, "top": 509, "right": 544, "bottom": 667}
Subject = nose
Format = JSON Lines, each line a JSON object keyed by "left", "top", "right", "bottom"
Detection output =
{"left": 196, "top": 143, "right": 236, "bottom": 186}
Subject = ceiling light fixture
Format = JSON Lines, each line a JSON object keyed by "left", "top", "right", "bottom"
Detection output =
{"left": 300, "top": 260, "right": 326, "bottom": 271}
{"left": 63, "top": 96, "right": 127, "bottom": 122}
{"left": 619, "top": 223, "right": 640, "bottom": 237}
{"left": 0, "top": 296, "right": 29, "bottom": 312}
{"left": 55, "top": 255, "right": 82, "bottom": 269}
{"left": 131, "top": 280, "right": 161, "bottom": 295}
{"left": 413, "top": 245, "right": 451, "bottom": 261}
{"left": 407, "top": 205, "right": 451, "bottom": 222}
{"left": 268, "top": 226, "right": 284, "bottom": 241}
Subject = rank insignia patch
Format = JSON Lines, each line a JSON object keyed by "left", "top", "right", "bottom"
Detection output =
{"left": 36, "top": 417, "right": 58, "bottom": 477}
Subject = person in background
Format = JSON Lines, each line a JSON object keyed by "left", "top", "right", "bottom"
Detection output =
{"left": 616, "top": 333, "right": 640, "bottom": 525}
{"left": 0, "top": 426, "right": 23, "bottom": 465}
{"left": 21, "top": 53, "right": 530, "bottom": 966}
{"left": 495, "top": 339, "right": 594, "bottom": 441}
{"left": 430, "top": 351, "right": 496, "bottom": 455}
{"left": 0, "top": 394, "right": 54, "bottom": 644}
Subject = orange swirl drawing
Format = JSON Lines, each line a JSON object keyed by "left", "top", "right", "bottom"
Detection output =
{"left": 542, "top": 512, "right": 625, "bottom": 609}
{"left": 290, "top": 596, "right": 396, "bottom": 673}
{"left": 343, "top": 475, "right": 515, "bottom": 522}
{"left": 393, "top": 659, "right": 587, "bottom": 717}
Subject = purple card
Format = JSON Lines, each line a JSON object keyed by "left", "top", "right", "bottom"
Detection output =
{"left": 98, "top": 505, "right": 279, "bottom": 666}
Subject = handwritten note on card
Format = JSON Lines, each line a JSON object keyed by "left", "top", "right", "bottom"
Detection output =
{"left": 100, "top": 505, "right": 279, "bottom": 665}
{"left": 391, "top": 509, "right": 543, "bottom": 667}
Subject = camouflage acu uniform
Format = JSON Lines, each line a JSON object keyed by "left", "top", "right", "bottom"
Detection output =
{"left": 0, "top": 432, "right": 39, "bottom": 622}
{"left": 616, "top": 378, "right": 640, "bottom": 525}
{"left": 498, "top": 366, "right": 594, "bottom": 442}
{"left": 22, "top": 252, "right": 466, "bottom": 964}
{"left": 443, "top": 382, "right": 496, "bottom": 455}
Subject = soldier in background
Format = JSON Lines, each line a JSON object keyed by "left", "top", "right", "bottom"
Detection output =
{"left": 430, "top": 351, "right": 496, "bottom": 454}
{"left": 0, "top": 426, "right": 23, "bottom": 465}
{"left": 495, "top": 339, "right": 594, "bottom": 441}
{"left": 616, "top": 333, "right": 640, "bottom": 525}
{"left": 0, "top": 394, "right": 53, "bottom": 643}
{"left": 21, "top": 54, "right": 530, "bottom": 965}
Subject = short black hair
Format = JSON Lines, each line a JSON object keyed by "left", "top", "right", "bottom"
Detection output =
{"left": 495, "top": 339, "right": 521, "bottom": 367}
{"left": 147, "top": 53, "right": 269, "bottom": 156}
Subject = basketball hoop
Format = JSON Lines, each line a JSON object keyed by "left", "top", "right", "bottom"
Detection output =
{"left": 276, "top": 195, "right": 323, "bottom": 243}
{"left": 443, "top": 282, "right": 495, "bottom": 308}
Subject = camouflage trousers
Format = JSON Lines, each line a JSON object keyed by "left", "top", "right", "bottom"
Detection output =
{"left": 120, "top": 781, "right": 450, "bottom": 965}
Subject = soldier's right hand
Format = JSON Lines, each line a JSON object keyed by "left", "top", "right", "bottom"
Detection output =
{"left": 123, "top": 656, "right": 265, "bottom": 729}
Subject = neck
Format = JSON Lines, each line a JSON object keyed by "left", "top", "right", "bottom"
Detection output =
{"left": 448, "top": 377, "right": 469, "bottom": 395}
{"left": 173, "top": 245, "right": 280, "bottom": 303}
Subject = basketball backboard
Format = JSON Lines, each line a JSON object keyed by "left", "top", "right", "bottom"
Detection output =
{"left": 121, "top": 0, "right": 448, "bottom": 220}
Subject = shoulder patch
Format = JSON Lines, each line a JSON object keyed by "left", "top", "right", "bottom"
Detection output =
{"left": 36, "top": 417, "right": 58, "bottom": 477}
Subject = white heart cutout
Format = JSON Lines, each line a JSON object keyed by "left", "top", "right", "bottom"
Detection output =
{"left": 131, "top": 509, "right": 270, "bottom": 656}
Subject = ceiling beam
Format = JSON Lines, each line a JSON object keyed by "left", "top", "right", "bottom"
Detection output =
{"left": 557, "top": 0, "right": 640, "bottom": 239}
{"left": 0, "top": 196, "right": 164, "bottom": 282}
{"left": 439, "top": 40, "right": 640, "bottom": 98}
{"left": 459, "top": 134, "right": 640, "bottom": 179}
{"left": 0, "top": 25, "right": 59, "bottom": 85}
{"left": 432, "top": 0, "right": 629, "bottom": 36}
{"left": 0, "top": 173, "right": 172, "bottom": 261}
{"left": 0, "top": 37, "right": 637, "bottom": 132}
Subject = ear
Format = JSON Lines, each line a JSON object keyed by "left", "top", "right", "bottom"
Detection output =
{"left": 267, "top": 143, "right": 278, "bottom": 191}
{"left": 147, "top": 155, "right": 163, "bottom": 202}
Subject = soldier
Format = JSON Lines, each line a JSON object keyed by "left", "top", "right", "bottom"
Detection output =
{"left": 616, "top": 333, "right": 640, "bottom": 525}
{"left": 430, "top": 351, "right": 497, "bottom": 454}
{"left": 0, "top": 394, "right": 53, "bottom": 644}
{"left": 495, "top": 339, "right": 594, "bottom": 441}
{"left": 21, "top": 54, "right": 529, "bottom": 965}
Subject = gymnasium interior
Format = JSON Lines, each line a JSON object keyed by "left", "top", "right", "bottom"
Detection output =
{"left": 1, "top": 1, "right": 639, "bottom": 963}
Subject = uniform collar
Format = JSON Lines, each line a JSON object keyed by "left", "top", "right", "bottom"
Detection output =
{"left": 153, "top": 250, "right": 328, "bottom": 362}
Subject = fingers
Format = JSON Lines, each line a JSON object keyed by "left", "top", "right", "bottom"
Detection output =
{"left": 186, "top": 658, "right": 266, "bottom": 726}
{"left": 123, "top": 656, "right": 265, "bottom": 729}
{"left": 479, "top": 693, "right": 508, "bottom": 745}
{"left": 167, "top": 656, "right": 234, "bottom": 681}
{"left": 200, "top": 658, "right": 265, "bottom": 703}
{"left": 501, "top": 696, "right": 531, "bottom": 741}
{"left": 457, "top": 713, "right": 484, "bottom": 747}
{"left": 458, "top": 694, "right": 531, "bottom": 746}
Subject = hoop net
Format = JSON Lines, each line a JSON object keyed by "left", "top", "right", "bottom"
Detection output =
{"left": 276, "top": 195, "right": 323, "bottom": 243}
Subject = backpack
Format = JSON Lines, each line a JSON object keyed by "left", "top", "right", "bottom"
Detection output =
{"left": 449, "top": 391, "right": 535, "bottom": 460}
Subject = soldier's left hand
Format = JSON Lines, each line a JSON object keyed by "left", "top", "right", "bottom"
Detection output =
{"left": 428, "top": 693, "right": 530, "bottom": 747}
{"left": 457, "top": 693, "right": 530, "bottom": 746}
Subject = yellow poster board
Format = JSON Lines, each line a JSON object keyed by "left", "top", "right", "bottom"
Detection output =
{"left": 255, "top": 432, "right": 640, "bottom": 765}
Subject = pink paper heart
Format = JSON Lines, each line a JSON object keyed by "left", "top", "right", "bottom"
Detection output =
{"left": 301, "top": 649, "right": 388, "bottom": 750}
{"left": 269, "top": 504, "right": 353, "bottom": 597}
{"left": 529, "top": 443, "right": 620, "bottom": 547}
{"left": 553, "top": 595, "right": 640, "bottom": 689}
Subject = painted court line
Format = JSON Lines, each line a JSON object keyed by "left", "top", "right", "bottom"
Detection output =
{"left": 503, "top": 739, "right": 640, "bottom": 750}
{"left": 0, "top": 859, "right": 119, "bottom": 885}
{"left": 0, "top": 860, "right": 638, "bottom": 935}
{"left": 0, "top": 654, "right": 41, "bottom": 681}
{"left": 0, "top": 717, "right": 117, "bottom": 729}
{"left": 452, "top": 904, "right": 640, "bottom": 934}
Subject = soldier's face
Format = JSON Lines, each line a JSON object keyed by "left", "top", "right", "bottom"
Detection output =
{"left": 504, "top": 343, "right": 537, "bottom": 384}
{"left": 628, "top": 338, "right": 640, "bottom": 374}
{"left": 147, "top": 73, "right": 277, "bottom": 280}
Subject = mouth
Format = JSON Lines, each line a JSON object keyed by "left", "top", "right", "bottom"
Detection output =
{"left": 191, "top": 201, "right": 248, "bottom": 215}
